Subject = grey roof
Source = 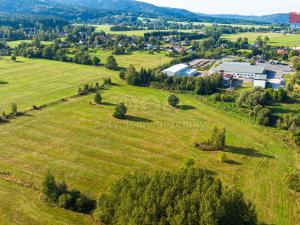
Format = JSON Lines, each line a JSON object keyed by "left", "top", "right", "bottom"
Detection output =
{"left": 214, "top": 63, "right": 266, "bottom": 74}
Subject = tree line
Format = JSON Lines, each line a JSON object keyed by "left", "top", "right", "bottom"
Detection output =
{"left": 121, "top": 64, "right": 223, "bottom": 95}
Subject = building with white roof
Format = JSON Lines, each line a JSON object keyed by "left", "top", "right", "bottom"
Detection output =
{"left": 213, "top": 62, "right": 267, "bottom": 79}
{"left": 253, "top": 74, "right": 267, "bottom": 88}
{"left": 162, "top": 63, "right": 198, "bottom": 77}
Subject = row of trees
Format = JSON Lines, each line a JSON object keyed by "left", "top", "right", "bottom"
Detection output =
{"left": 121, "top": 65, "right": 223, "bottom": 95}
{"left": 14, "top": 42, "right": 102, "bottom": 66}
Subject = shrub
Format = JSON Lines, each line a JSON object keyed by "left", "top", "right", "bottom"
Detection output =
{"left": 105, "top": 56, "right": 118, "bottom": 70}
{"left": 119, "top": 69, "right": 126, "bottom": 80}
{"left": 11, "top": 55, "right": 16, "bottom": 61}
{"left": 103, "top": 77, "right": 112, "bottom": 85}
{"left": 276, "top": 114, "right": 297, "bottom": 130}
{"left": 185, "top": 158, "right": 195, "bottom": 167}
{"left": 42, "top": 173, "right": 59, "bottom": 202}
{"left": 98, "top": 168, "right": 258, "bottom": 225}
{"left": 292, "top": 131, "right": 300, "bottom": 146}
{"left": 218, "top": 153, "right": 228, "bottom": 162}
{"left": 42, "top": 173, "right": 95, "bottom": 214}
{"left": 113, "top": 103, "right": 127, "bottom": 119}
{"left": 76, "top": 194, "right": 96, "bottom": 213}
{"left": 168, "top": 94, "right": 179, "bottom": 108}
{"left": 11, "top": 103, "right": 17, "bottom": 115}
{"left": 288, "top": 173, "right": 300, "bottom": 192}
{"left": 210, "top": 126, "right": 226, "bottom": 150}
{"left": 256, "top": 108, "right": 271, "bottom": 126}
{"left": 94, "top": 91, "right": 102, "bottom": 104}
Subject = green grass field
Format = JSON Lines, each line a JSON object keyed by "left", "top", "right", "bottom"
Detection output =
{"left": 0, "top": 57, "right": 299, "bottom": 225}
{"left": 222, "top": 32, "right": 300, "bottom": 47}
{"left": 6, "top": 40, "right": 52, "bottom": 48}
{"left": 0, "top": 57, "right": 116, "bottom": 112}
{"left": 0, "top": 53, "right": 171, "bottom": 112}
{"left": 91, "top": 49, "right": 172, "bottom": 70}
{"left": 90, "top": 24, "right": 201, "bottom": 36}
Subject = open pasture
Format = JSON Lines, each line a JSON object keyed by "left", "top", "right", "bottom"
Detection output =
{"left": 6, "top": 40, "right": 52, "bottom": 48}
{"left": 92, "top": 24, "right": 201, "bottom": 36}
{"left": 0, "top": 78, "right": 298, "bottom": 224}
{"left": 0, "top": 57, "right": 116, "bottom": 112}
{"left": 222, "top": 32, "right": 300, "bottom": 47}
{"left": 91, "top": 49, "right": 172, "bottom": 70}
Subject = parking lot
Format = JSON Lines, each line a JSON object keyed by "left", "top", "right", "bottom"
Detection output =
{"left": 258, "top": 63, "right": 293, "bottom": 79}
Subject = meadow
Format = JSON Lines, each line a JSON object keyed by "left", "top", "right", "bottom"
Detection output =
{"left": 0, "top": 53, "right": 171, "bottom": 112}
{"left": 90, "top": 49, "right": 172, "bottom": 70}
{"left": 222, "top": 32, "right": 300, "bottom": 47}
{"left": 6, "top": 40, "right": 52, "bottom": 48}
{"left": 91, "top": 24, "right": 201, "bottom": 36}
{"left": 0, "top": 57, "right": 299, "bottom": 224}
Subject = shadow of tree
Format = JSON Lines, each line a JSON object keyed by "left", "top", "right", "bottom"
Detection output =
{"left": 225, "top": 146, "right": 274, "bottom": 159}
{"left": 224, "top": 159, "right": 242, "bottom": 166}
{"left": 125, "top": 115, "right": 153, "bottom": 123}
{"left": 179, "top": 105, "right": 197, "bottom": 110}
{"left": 0, "top": 81, "right": 8, "bottom": 85}
{"left": 101, "top": 102, "right": 117, "bottom": 107}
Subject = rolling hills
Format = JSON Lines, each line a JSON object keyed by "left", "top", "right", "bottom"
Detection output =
{"left": 0, "top": 0, "right": 288, "bottom": 24}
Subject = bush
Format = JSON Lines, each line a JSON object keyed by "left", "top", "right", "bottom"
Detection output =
{"left": 276, "top": 114, "right": 297, "bottom": 130}
{"left": 98, "top": 168, "right": 258, "bottom": 225}
{"left": 119, "top": 69, "right": 126, "bottom": 80}
{"left": 94, "top": 91, "right": 102, "bottom": 104}
{"left": 76, "top": 194, "right": 96, "bottom": 213}
{"left": 11, "top": 55, "right": 16, "bottom": 61}
{"left": 218, "top": 153, "right": 228, "bottom": 162}
{"left": 42, "top": 173, "right": 60, "bottom": 202}
{"left": 113, "top": 103, "right": 127, "bottom": 119}
{"left": 256, "top": 108, "right": 271, "bottom": 126}
{"left": 210, "top": 126, "right": 226, "bottom": 150}
{"left": 168, "top": 94, "right": 179, "bottom": 108}
{"left": 288, "top": 173, "right": 300, "bottom": 192}
{"left": 42, "top": 173, "right": 95, "bottom": 214}
{"left": 103, "top": 77, "right": 112, "bottom": 85}
{"left": 11, "top": 103, "right": 17, "bottom": 115}
{"left": 105, "top": 56, "right": 118, "bottom": 70}
{"left": 292, "top": 131, "right": 300, "bottom": 146}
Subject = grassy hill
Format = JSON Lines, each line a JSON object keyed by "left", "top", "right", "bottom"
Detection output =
{"left": 0, "top": 57, "right": 299, "bottom": 224}
{"left": 222, "top": 32, "right": 300, "bottom": 47}
{"left": 0, "top": 53, "right": 171, "bottom": 112}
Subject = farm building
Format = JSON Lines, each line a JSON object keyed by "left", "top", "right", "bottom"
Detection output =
{"left": 253, "top": 74, "right": 267, "bottom": 88}
{"left": 213, "top": 62, "right": 267, "bottom": 79}
{"left": 162, "top": 64, "right": 198, "bottom": 77}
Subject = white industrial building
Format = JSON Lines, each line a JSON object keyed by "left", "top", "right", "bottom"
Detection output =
{"left": 253, "top": 75, "right": 267, "bottom": 88}
{"left": 162, "top": 64, "right": 198, "bottom": 77}
{"left": 213, "top": 62, "right": 267, "bottom": 79}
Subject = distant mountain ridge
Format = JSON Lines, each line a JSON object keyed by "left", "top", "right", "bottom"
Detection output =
{"left": 0, "top": 0, "right": 290, "bottom": 24}
{"left": 205, "top": 13, "right": 289, "bottom": 24}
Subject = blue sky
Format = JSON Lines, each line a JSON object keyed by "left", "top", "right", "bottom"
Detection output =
{"left": 141, "top": 0, "right": 300, "bottom": 15}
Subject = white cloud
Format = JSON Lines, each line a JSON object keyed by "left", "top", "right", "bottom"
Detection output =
{"left": 140, "top": 0, "right": 300, "bottom": 15}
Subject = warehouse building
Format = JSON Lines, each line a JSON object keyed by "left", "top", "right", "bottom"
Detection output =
{"left": 162, "top": 64, "right": 199, "bottom": 77}
{"left": 213, "top": 62, "right": 267, "bottom": 79}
